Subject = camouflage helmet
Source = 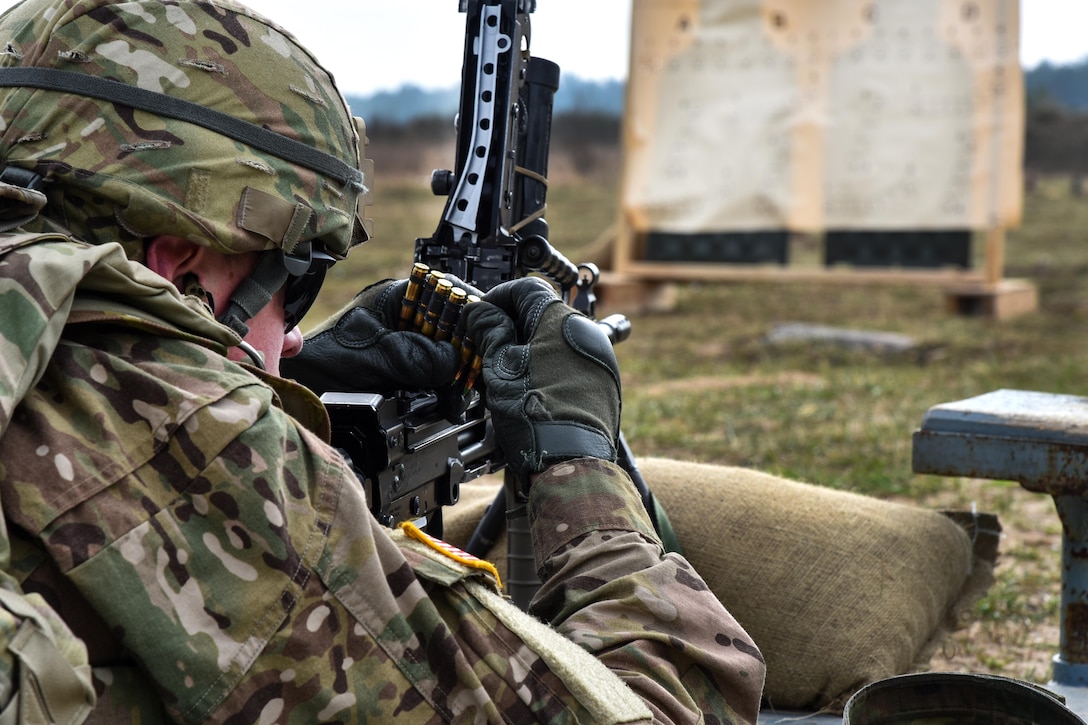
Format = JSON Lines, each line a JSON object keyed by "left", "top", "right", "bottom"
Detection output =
{"left": 0, "top": 0, "right": 373, "bottom": 334}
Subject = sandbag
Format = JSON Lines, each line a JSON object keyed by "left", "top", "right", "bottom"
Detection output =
{"left": 442, "top": 458, "right": 997, "bottom": 711}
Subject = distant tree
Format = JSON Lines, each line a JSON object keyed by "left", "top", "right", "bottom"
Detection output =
{"left": 1024, "top": 100, "right": 1088, "bottom": 174}
{"left": 552, "top": 112, "right": 621, "bottom": 146}
{"left": 344, "top": 76, "right": 624, "bottom": 125}
{"left": 1025, "top": 60, "right": 1088, "bottom": 112}
{"left": 366, "top": 116, "right": 454, "bottom": 144}
{"left": 345, "top": 86, "right": 459, "bottom": 125}
{"left": 553, "top": 77, "right": 625, "bottom": 116}
{"left": 350, "top": 62, "right": 1088, "bottom": 175}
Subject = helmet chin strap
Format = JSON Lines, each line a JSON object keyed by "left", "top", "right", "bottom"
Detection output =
{"left": 217, "top": 251, "right": 290, "bottom": 337}
{"left": 216, "top": 251, "right": 290, "bottom": 370}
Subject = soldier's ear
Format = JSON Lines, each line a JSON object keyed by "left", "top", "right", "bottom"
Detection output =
{"left": 145, "top": 235, "right": 208, "bottom": 290}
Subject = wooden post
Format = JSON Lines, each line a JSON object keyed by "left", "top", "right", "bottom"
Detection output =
{"left": 984, "top": 226, "right": 1005, "bottom": 286}
{"left": 942, "top": 224, "right": 1037, "bottom": 319}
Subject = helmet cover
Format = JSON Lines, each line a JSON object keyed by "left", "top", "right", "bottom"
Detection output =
{"left": 0, "top": 0, "right": 371, "bottom": 262}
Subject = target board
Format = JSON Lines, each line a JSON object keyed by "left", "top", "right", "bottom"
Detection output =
{"left": 618, "top": 0, "right": 1023, "bottom": 271}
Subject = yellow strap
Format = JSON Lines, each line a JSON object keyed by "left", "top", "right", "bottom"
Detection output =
{"left": 398, "top": 521, "right": 502, "bottom": 589}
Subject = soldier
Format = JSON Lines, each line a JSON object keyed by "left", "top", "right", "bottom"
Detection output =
{"left": 0, "top": 0, "right": 763, "bottom": 722}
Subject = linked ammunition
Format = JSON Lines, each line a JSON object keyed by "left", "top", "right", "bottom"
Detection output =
{"left": 462, "top": 349, "right": 484, "bottom": 392}
{"left": 451, "top": 294, "right": 483, "bottom": 392}
{"left": 413, "top": 270, "right": 446, "bottom": 331}
{"left": 399, "top": 266, "right": 483, "bottom": 392}
{"left": 420, "top": 278, "right": 454, "bottom": 339}
{"left": 450, "top": 293, "right": 479, "bottom": 355}
{"left": 436, "top": 287, "right": 468, "bottom": 343}
{"left": 399, "top": 262, "right": 430, "bottom": 331}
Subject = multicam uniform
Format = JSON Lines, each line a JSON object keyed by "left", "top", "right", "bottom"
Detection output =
{"left": 0, "top": 0, "right": 764, "bottom": 720}
{"left": 0, "top": 234, "right": 765, "bottom": 723}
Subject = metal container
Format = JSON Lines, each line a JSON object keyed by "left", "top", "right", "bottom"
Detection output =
{"left": 843, "top": 672, "right": 1085, "bottom": 725}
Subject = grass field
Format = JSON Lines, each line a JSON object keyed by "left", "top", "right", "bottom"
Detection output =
{"left": 307, "top": 169, "right": 1088, "bottom": 682}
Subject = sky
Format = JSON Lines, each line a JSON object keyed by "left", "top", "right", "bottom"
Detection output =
{"left": 0, "top": 1, "right": 1079, "bottom": 96}
{"left": 255, "top": 0, "right": 1085, "bottom": 96}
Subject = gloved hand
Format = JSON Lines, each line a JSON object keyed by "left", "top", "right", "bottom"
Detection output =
{"left": 462, "top": 277, "right": 621, "bottom": 479}
{"left": 280, "top": 278, "right": 460, "bottom": 394}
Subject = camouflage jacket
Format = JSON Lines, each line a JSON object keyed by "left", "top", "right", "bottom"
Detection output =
{"left": 0, "top": 234, "right": 765, "bottom": 723}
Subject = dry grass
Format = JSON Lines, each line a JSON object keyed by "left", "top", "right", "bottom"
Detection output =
{"left": 914, "top": 480, "right": 1061, "bottom": 683}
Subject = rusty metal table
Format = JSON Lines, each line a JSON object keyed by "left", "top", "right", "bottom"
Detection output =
{"left": 912, "top": 388, "right": 1088, "bottom": 687}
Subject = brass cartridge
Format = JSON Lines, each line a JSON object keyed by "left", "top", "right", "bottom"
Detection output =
{"left": 436, "top": 287, "right": 468, "bottom": 342}
{"left": 399, "top": 262, "right": 430, "bottom": 331}
{"left": 413, "top": 270, "right": 446, "bottom": 331}
{"left": 420, "top": 278, "right": 454, "bottom": 338}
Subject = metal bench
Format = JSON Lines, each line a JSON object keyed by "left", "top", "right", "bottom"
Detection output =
{"left": 912, "top": 388, "right": 1088, "bottom": 713}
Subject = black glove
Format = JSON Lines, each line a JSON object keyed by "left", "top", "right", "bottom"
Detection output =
{"left": 281, "top": 278, "right": 460, "bottom": 394}
{"left": 463, "top": 277, "right": 621, "bottom": 479}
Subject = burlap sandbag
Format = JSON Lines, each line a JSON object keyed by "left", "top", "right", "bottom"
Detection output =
{"left": 442, "top": 459, "right": 997, "bottom": 711}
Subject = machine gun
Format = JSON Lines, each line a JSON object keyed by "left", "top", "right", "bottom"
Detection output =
{"left": 415, "top": 0, "right": 594, "bottom": 306}
{"left": 323, "top": 0, "right": 644, "bottom": 608}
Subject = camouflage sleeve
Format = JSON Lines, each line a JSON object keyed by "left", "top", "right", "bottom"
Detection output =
{"left": 528, "top": 458, "right": 766, "bottom": 724}
{"left": 8, "top": 324, "right": 669, "bottom": 723}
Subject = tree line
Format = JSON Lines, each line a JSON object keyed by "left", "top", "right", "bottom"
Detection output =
{"left": 352, "top": 62, "right": 1088, "bottom": 175}
{"left": 1025, "top": 61, "right": 1088, "bottom": 174}
{"left": 1027, "top": 60, "right": 1088, "bottom": 111}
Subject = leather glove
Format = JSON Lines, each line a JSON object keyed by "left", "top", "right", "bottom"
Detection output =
{"left": 281, "top": 278, "right": 460, "bottom": 394}
{"left": 462, "top": 277, "right": 621, "bottom": 479}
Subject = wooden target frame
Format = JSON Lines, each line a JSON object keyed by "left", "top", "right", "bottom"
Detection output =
{"left": 609, "top": 0, "right": 1027, "bottom": 307}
